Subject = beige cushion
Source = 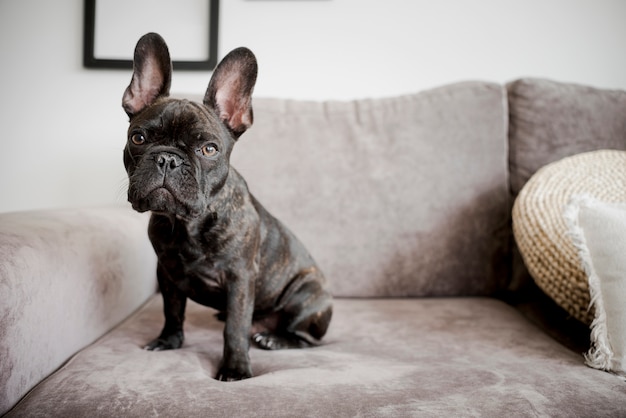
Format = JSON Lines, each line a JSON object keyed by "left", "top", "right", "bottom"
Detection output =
{"left": 513, "top": 150, "right": 626, "bottom": 324}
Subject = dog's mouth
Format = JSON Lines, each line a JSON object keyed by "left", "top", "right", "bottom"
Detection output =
{"left": 129, "top": 184, "right": 202, "bottom": 219}
{"left": 129, "top": 185, "right": 173, "bottom": 212}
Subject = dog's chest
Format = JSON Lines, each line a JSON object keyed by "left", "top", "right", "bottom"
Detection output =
{"left": 150, "top": 216, "right": 231, "bottom": 297}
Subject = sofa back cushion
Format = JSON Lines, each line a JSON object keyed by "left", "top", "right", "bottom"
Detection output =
{"left": 227, "top": 82, "right": 510, "bottom": 298}
{"left": 508, "top": 78, "right": 626, "bottom": 197}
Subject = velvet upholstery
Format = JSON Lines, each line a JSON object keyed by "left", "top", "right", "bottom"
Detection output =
{"left": 507, "top": 78, "right": 626, "bottom": 197}
{"left": 0, "top": 208, "right": 157, "bottom": 414}
{"left": 6, "top": 296, "right": 626, "bottom": 417}
{"left": 231, "top": 82, "right": 511, "bottom": 298}
{"left": 2, "top": 79, "right": 626, "bottom": 416}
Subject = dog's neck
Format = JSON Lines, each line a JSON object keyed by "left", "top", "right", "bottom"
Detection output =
{"left": 167, "top": 166, "right": 251, "bottom": 236}
{"left": 207, "top": 166, "right": 250, "bottom": 218}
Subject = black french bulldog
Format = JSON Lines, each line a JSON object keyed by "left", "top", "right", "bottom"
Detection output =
{"left": 122, "top": 33, "right": 332, "bottom": 381}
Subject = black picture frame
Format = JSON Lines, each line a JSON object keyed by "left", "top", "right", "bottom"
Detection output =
{"left": 83, "top": 0, "right": 219, "bottom": 71}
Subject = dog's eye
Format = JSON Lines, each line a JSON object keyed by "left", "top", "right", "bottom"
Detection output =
{"left": 200, "top": 144, "right": 218, "bottom": 157}
{"left": 130, "top": 133, "right": 146, "bottom": 145}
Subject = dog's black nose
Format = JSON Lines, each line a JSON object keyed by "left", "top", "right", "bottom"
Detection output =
{"left": 156, "top": 153, "right": 183, "bottom": 172}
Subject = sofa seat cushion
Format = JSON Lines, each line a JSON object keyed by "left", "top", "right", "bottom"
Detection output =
{"left": 7, "top": 297, "right": 625, "bottom": 417}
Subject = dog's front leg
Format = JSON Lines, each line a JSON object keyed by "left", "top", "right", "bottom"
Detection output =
{"left": 217, "top": 273, "right": 255, "bottom": 381}
{"left": 145, "top": 263, "right": 187, "bottom": 351}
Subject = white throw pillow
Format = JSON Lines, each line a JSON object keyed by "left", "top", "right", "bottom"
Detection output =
{"left": 565, "top": 195, "right": 626, "bottom": 376}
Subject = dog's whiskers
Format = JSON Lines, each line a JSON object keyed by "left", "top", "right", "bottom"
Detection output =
{"left": 116, "top": 177, "right": 129, "bottom": 203}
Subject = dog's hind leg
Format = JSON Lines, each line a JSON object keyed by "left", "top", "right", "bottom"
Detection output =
{"left": 252, "top": 279, "right": 332, "bottom": 350}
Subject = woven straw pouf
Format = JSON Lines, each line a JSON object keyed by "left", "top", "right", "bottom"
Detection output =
{"left": 512, "top": 150, "right": 626, "bottom": 325}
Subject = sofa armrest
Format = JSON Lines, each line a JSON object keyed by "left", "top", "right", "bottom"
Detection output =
{"left": 0, "top": 206, "right": 157, "bottom": 414}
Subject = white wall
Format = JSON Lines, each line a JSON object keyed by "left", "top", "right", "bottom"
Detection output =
{"left": 1, "top": 0, "right": 625, "bottom": 213}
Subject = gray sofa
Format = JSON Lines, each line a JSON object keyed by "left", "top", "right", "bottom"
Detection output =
{"left": 2, "top": 78, "right": 626, "bottom": 417}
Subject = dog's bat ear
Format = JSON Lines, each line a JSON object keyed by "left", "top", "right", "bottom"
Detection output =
{"left": 122, "top": 33, "right": 172, "bottom": 118}
{"left": 204, "top": 47, "right": 258, "bottom": 139}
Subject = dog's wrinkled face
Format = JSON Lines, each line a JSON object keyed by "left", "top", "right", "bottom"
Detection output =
{"left": 123, "top": 99, "right": 234, "bottom": 219}
{"left": 121, "top": 33, "right": 257, "bottom": 219}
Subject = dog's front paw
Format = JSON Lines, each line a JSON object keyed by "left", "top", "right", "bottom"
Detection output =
{"left": 144, "top": 331, "right": 184, "bottom": 351}
{"left": 216, "top": 365, "right": 252, "bottom": 382}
